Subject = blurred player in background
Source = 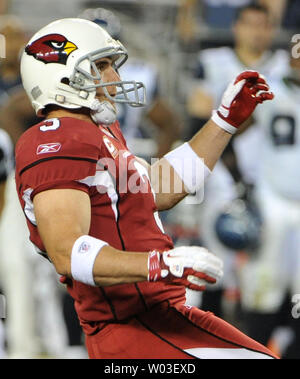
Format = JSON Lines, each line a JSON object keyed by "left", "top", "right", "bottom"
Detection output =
{"left": 238, "top": 47, "right": 300, "bottom": 359}
{"left": 177, "top": 0, "right": 289, "bottom": 45}
{"left": 184, "top": 3, "right": 289, "bottom": 320}
{"left": 187, "top": 3, "right": 288, "bottom": 173}
{"left": 0, "top": 15, "right": 40, "bottom": 145}
{"left": 177, "top": 0, "right": 253, "bottom": 46}
{"left": 0, "top": 15, "right": 26, "bottom": 99}
{"left": 0, "top": 15, "right": 70, "bottom": 358}
{"left": 15, "top": 17, "right": 276, "bottom": 359}
{"left": 0, "top": 127, "right": 13, "bottom": 358}
{"left": 0, "top": 15, "right": 39, "bottom": 358}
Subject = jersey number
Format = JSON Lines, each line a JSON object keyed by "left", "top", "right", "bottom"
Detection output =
{"left": 270, "top": 115, "right": 296, "bottom": 146}
{"left": 40, "top": 118, "right": 61, "bottom": 132}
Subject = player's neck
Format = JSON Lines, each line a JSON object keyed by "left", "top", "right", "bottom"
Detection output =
{"left": 235, "top": 46, "right": 266, "bottom": 67}
{"left": 45, "top": 108, "right": 95, "bottom": 124}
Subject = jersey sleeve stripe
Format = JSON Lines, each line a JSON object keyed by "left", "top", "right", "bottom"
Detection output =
{"left": 19, "top": 156, "right": 99, "bottom": 176}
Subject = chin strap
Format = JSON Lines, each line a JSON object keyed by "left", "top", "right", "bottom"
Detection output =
{"left": 90, "top": 99, "right": 117, "bottom": 125}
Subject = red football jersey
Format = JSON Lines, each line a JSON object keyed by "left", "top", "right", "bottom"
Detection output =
{"left": 15, "top": 117, "right": 185, "bottom": 334}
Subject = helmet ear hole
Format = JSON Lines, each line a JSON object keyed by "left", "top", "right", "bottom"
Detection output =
{"left": 61, "top": 77, "right": 70, "bottom": 85}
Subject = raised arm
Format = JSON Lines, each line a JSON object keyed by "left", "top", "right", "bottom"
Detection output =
{"left": 149, "top": 71, "right": 274, "bottom": 210}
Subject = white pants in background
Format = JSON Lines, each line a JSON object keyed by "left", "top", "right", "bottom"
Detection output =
{"left": 239, "top": 180, "right": 300, "bottom": 313}
{"left": 0, "top": 173, "right": 68, "bottom": 357}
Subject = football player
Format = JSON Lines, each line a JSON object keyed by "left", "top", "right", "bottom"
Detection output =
{"left": 16, "top": 18, "right": 276, "bottom": 359}
{"left": 184, "top": 3, "right": 289, "bottom": 317}
{"left": 238, "top": 50, "right": 300, "bottom": 359}
{"left": 188, "top": 3, "right": 288, "bottom": 181}
{"left": 57, "top": 7, "right": 184, "bottom": 352}
{"left": 0, "top": 128, "right": 14, "bottom": 358}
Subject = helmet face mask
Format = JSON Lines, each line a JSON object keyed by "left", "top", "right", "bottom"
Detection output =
{"left": 21, "top": 18, "right": 146, "bottom": 118}
{"left": 69, "top": 45, "right": 146, "bottom": 107}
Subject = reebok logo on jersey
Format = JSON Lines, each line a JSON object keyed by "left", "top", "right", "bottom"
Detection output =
{"left": 36, "top": 143, "right": 62, "bottom": 155}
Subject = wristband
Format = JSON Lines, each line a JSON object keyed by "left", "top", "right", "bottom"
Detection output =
{"left": 164, "top": 142, "right": 211, "bottom": 193}
{"left": 147, "top": 251, "right": 161, "bottom": 282}
{"left": 71, "top": 235, "right": 108, "bottom": 286}
{"left": 211, "top": 110, "right": 238, "bottom": 135}
{"left": 148, "top": 251, "right": 168, "bottom": 282}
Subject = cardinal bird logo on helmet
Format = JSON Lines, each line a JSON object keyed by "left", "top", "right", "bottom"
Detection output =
{"left": 25, "top": 34, "right": 78, "bottom": 64}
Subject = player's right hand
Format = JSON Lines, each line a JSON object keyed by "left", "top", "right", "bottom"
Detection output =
{"left": 148, "top": 246, "right": 223, "bottom": 291}
{"left": 212, "top": 70, "right": 274, "bottom": 134}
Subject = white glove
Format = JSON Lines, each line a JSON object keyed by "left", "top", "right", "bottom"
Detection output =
{"left": 148, "top": 246, "right": 223, "bottom": 291}
{"left": 212, "top": 70, "right": 274, "bottom": 134}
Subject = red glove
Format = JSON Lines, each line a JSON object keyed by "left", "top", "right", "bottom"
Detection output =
{"left": 148, "top": 246, "right": 223, "bottom": 291}
{"left": 212, "top": 70, "right": 274, "bottom": 134}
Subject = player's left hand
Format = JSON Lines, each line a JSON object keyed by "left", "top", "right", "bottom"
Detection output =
{"left": 148, "top": 246, "right": 223, "bottom": 291}
{"left": 212, "top": 70, "right": 274, "bottom": 134}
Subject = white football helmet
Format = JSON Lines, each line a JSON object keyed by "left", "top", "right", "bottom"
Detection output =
{"left": 21, "top": 18, "right": 146, "bottom": 124}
